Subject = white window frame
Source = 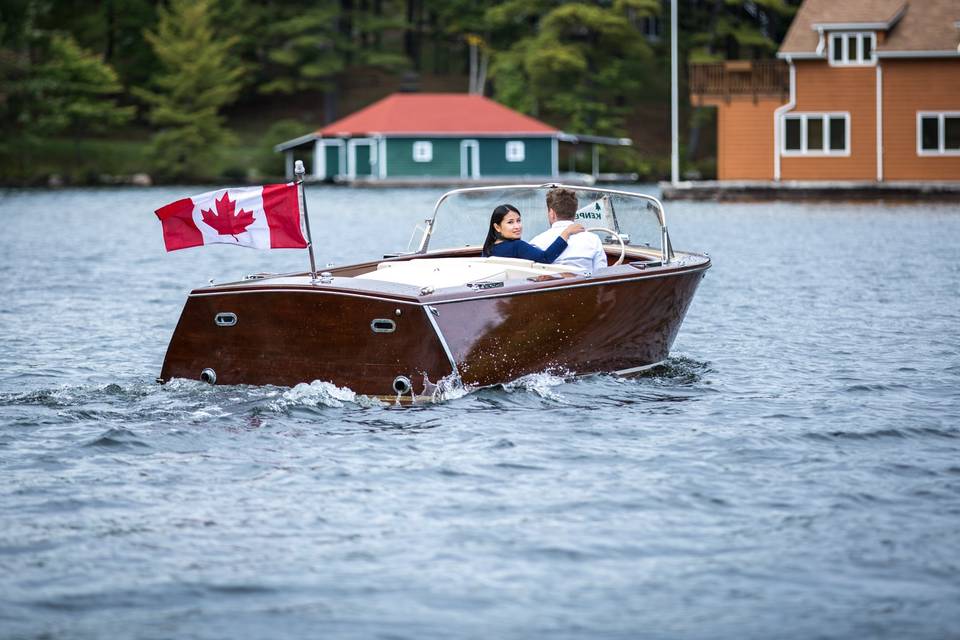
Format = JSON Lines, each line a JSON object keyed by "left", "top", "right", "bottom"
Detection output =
{"left": 412, "top": 141, "right": 433, "bottom": 163}
{"left": 916, "top": 112, "right": 960, "bottom": 156}
{"left": 505, "top": 140, "right": 525, "bottom": 162}
{"left": 781, "top": 112, "right": 851, "bottom": 156}
{"left": 828, "top": 32, "right": 876, "bottom": 66}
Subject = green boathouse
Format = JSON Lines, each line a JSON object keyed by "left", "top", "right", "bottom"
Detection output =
{"left": 274, "top": 93, "right": 630, "bottom": 183}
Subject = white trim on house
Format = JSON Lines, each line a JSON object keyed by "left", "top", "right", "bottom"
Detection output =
{"left": 459, "top": 140, "right": 480, "bottom": 178}
{"left": 412, "top": 140, "right": 433, "bottom": 162}
{"left": 505, "top": 141, "right": 525, "bottom": 162}
{"left": 780, "top": 112, "right": 851, "bottom": 156}
{"left": 827, "top": 32, "right": 877, "bottom": 66}
{"left": 378, "top": 136, "right": 387, "bottom": 178}
{"left": 777, "top": 51, "right": 823, "bottom": 60}
{"left": 774, "top": 62, "right": 797, "bottom": 181}
{"left": 916, "top": 112, "right": 960, "bottom": 156}
{"left": 551, "top": 137, "right": 559, "bottom": 178}
{"left": 274, "top": 133, "right": 318, "bottom": 153}
{"left": 876, "top": 50, "right": 960, "bottom": 58}
{"left": 876, "top": 64, "right": 884, "bottom": 181}
{"left": 346, "top": 138, "right": 378, "bottom": 178}
{"left": 811, "top": 21, "right": 892, "bottom": 31}
{"left": 556, "top": 132, "right": 632, "bottom": 145}
{"left": 313, "top": 138, "right": 346, "bottom": 180}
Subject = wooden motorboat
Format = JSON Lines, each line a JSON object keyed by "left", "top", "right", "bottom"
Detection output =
{"left": 158, "top": 184, "right": 710, "bottom": 401}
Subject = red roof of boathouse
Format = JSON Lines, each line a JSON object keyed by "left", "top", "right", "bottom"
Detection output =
{"left": 317, "top": 93, "right": 559, "bottom": 137}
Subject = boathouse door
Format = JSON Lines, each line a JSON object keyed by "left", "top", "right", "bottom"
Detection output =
{"left": 347, "top": 138, "right": 377, "bottom": 179}
{"left": 460, "top": 140, "right": 480, "bottom": 179}
{"left": 315, "top": 140, "right": 345, "bottom": 181}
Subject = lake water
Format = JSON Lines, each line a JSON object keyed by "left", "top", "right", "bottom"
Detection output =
{"left": 1, "top": 185, "right": 959, "bottom": 639}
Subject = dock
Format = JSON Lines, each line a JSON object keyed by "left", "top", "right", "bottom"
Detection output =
{"left": 660, "top": 180, "right": 960, "bottom": 202}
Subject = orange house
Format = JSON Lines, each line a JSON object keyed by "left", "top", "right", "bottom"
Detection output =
{"left": 691, "top": 0, "right": 960, "bottom": 182}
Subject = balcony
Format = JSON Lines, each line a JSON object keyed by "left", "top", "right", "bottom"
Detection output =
{"left": 688, "top": 60, "right": 789, "bottom": 103}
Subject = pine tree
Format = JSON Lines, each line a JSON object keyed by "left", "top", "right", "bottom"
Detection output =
{"left": 0, "top": 3, "right": 133, "bottom": 180}
{"left": 487, "top": 0, "right": 659, "bottom": 137}
{"left": 134, "top": 0, "right": 244, "bottom": 180}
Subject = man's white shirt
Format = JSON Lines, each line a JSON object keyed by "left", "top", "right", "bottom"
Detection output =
{"left": 530, "top": 221, "right": 607, "bottom": 273}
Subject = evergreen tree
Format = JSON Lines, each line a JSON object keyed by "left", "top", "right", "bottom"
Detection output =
{"left": 685, "top": 0, "right": 798, "bottom": 62}
{"left": 237, "top": 3, "right": 347, "bottom": 96}
{"left": 18, "top": 33, "right": 135, "bottom": 136}
{"left": 487, "top": 0, "right": 659, "bottom": 136}
{"left": 134, "top": 0, "right": 244, "bottom": 179}
{"left": 232, "top": 0, "right": 408, "bottom": 122}
{"left": 0, "top": 2, "right": 133, "bottom": 179}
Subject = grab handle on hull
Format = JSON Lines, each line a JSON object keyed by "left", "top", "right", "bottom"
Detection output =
{"left": 215, "top": 312, "right": 237, "bottom": 327}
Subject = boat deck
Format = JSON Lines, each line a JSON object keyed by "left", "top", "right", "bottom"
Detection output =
{"left": 355, "top": 257, "right": 586, "bottom": 289}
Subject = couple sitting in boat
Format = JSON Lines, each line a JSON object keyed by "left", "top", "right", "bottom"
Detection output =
{"left": 481, "top": 187, "right": 607, "bottom": 273}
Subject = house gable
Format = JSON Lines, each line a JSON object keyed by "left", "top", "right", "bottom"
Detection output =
{"left": 779, "top": 0, "right": 960, "bottom": 60}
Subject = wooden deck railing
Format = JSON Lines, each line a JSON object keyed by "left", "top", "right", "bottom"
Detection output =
{"left": 688, "top": 60, "right": 789, "bottom": 98}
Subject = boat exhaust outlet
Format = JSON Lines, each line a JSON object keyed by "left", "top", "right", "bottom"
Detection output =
{"left": 200, "top": 368, "right": 217, "bottom": 385}
{"left": 392, "top": 376, "right": 412, "bottom": 395}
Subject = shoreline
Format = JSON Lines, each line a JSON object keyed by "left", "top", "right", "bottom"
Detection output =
{"left": 660, "top": 180, "right": 960, "bottom": 202}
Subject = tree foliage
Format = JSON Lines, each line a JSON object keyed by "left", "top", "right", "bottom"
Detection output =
{"left": 263, "top": 10, "right": 345, "bottom": 94}
{"left": 487, "top": 1, "right": 658, "bottom": 136}
{"left": 0, "top": 6, "right": 133, "bottom": 140}
{"left": 134, "top": 0, "right": 244, "bottom": 179}
{"left": 0, "top": 0, "right": 804, "bottom": 182}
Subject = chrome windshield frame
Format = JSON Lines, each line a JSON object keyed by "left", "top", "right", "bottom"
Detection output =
{"left": 415, "top": 183, "right": 673, "bottom": 264}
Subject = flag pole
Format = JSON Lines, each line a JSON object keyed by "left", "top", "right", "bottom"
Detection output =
{"left": 294, "top": 160, "right": 318, "bottom": 281}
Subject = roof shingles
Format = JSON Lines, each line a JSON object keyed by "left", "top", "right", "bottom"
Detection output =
{"left": 780, "top": 0, "right": 960, "bottom": 55}
{"left": 317, "top": 94, "right": 558, "bottom": 137}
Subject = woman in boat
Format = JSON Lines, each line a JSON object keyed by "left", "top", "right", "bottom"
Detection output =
{"left": 482, "top": 204, "right": 585, "bottom": 262}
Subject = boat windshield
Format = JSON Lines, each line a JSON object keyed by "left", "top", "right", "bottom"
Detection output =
{"left": 415, "top": 184, "right": 671, "bottom": 261}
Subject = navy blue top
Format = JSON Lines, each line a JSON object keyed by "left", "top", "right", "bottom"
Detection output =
{"left": 485, "top": 237, "right": 568, "bottom": 263}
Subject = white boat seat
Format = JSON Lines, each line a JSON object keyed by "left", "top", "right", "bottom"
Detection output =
{"left": 355, "top": 257, "right": 587, "bottom": 289}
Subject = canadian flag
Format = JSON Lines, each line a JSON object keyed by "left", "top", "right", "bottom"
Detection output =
{"left": 155, "top": 183, "right": 308, "bottom": 252}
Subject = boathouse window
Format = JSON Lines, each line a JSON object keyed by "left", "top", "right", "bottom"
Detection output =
{"left": 505, "top": 141, "right": 525, "bottom": 162}
{"left": 412, "top": 141, "right": 433, "bottom": 162}
{"left": 782, "top": 113, "right": 849, "bottom": 155}
{"left": 828, "top": 32, "right": 876, "bottom": 66}
{"left": 917, "top": 113, "right": 960, "bottom": 155}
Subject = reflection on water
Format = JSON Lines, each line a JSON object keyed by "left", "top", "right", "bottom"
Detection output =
{"left": 1, "top": 187, "right": 959, "bottom": 639}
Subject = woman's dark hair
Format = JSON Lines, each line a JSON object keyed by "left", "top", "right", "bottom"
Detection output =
{"left": 482, "top": 204, "right": 520, "bottom": 257}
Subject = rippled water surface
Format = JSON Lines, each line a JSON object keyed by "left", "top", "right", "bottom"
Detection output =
{"left": 1, "top": 186, "right": 959, "bottom": 639}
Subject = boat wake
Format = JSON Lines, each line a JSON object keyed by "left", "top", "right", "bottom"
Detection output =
{"left": 0, "top": 356, "right": 713, "bottom": 426}
{"left": 502, "top": 370, "right": 573, "bottom": 401}
{"left": 275, "top": 380, "right": 385, "bottom": 409}
{"left": 614, "top": 355, "right": 712, "bottom": 385}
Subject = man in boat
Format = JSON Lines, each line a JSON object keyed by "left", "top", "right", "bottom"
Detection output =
{"left": 530, "top": 187, "right": 608, "bottom": 273}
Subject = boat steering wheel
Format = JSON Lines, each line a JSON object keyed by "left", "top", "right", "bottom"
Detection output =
{"left": 584, "top": 227, "right": 626, "bottom": 266}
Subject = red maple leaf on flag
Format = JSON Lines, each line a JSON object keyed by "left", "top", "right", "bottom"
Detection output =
{"left": 201, "top": 192, "right": 255, "bottom": 237}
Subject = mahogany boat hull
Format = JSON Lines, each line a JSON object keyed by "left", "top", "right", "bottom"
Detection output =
{"left": 433, "top": 267, "right": 706, "bottom": 387}
{"left": 159, "top": 288, "right": 454, "bottom": 393}
{"left": 159, "top": 256, "right": 709, "bottom": 400}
